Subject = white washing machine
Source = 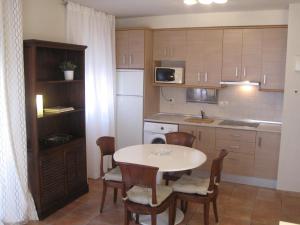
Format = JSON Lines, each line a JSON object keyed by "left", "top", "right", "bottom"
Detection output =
{"left": 144, "top": 121, "right": 179, "bottom": 144}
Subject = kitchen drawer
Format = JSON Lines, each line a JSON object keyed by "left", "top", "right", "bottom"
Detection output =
{"left": 223, "top": 152, "right": 255, "bottom": 177}
{"left": 216, "top": 139, "right": 255, "bottom": 155}
{"left": 216, "top": 128, "right": 256, "bottom": 143}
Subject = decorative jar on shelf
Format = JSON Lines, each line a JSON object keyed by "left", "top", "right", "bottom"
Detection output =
{"left": 64, "top": 70, "right": 74, "bottom": 80}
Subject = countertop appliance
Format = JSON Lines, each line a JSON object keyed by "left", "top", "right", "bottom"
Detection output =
{"left": 116, "top": 69, "right": 144, "bottom": 149}
{"left": 144, "top": 122, "right": 178, "bottom": 144}
{"left": 155, "top": 67, "right": 184, "bottom": 84}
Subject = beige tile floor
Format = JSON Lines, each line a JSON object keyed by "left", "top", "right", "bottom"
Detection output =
{"left": 27, "top": 179, "right": 300, "bottom": 225}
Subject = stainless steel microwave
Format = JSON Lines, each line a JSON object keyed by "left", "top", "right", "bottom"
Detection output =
{"left": 154, "top": 67, "right": 184, "bottom": 84}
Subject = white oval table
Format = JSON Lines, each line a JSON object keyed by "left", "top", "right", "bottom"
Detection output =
{"left": 114, "top": 144, "right": 207, "bottom": 225}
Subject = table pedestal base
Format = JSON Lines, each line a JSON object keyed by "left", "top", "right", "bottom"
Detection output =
{"left": 137, "top": 208, "right": 184, "bottom": 225}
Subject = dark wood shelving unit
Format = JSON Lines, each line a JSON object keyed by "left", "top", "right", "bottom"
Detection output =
{"left": 24, "top": 39, "right": 88, "bottom": 219}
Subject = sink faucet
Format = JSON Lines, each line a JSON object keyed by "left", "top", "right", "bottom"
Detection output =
{"left": 201, "top": 110, "right": 206, "bottom": 119}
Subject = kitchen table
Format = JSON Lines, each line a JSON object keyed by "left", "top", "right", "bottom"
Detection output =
{"left": 114, "top": 144, "right": 207, "bottom": 225}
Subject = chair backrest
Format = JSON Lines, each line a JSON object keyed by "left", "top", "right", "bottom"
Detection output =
{"left": 118, "top": 162, "right": 159, "bottom": 205}
{"left": 165, "top": 132, "right": 196, "bottom": 147}
{"left": 208, "top": 149, "right": 228, "bottom": 193}
{"left": 96, "top": 136, "right": 116, "bottom": 177}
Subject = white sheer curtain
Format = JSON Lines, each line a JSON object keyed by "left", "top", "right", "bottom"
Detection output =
{"left": 0, "top": 0, "right": 38, "bottom": 224}
{"left": 66, "top": 2, "right": 116, "bottom": 179}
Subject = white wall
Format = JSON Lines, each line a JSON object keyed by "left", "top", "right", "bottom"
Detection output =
{"left": 277, "top": 3, "right": 300, "bottom": 192}
{"left": 23, "top": 0, "right": 66, "bottom": 42}
{"left": 116, "top": 10, "right": 288, "bottom": 28}
{"left": 160, "top": 86, "right": 283, "bottom": 122}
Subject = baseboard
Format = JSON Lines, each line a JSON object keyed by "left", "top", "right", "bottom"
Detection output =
{"left": 194, "top": 170, "right": 277, "bottom": 189}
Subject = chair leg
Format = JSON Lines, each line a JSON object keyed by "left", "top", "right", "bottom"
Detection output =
{"left": 100, "top": 181, "right": 107, "bottom": 213}
{"left": 180, "top": 200, "right": 188, "bottom": 213}
{"left": 113, "top": 188, "right": 118, "bottom": 203}
{"left": 151, "top": 213, "right": 157, "bottom": 225}
{"left": 124, "top": 208, "right": 130, "bottom": 225}
{"left": 135, "top": 214, "right": 140, "bottom": 224}
{"left": 213, "top": 198, "right": 219, "bottom": 223}
{"left": 169, "top": 198, "right": 176, "bottom": 225}
{"left": 165, "top": 179, "right": 169, "bottom": 186}
{"left": 204, "top": 202, "right": 210, "bottom": 225}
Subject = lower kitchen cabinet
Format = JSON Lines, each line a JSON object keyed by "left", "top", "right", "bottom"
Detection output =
{"left": 179, "top": 125, "right": 216, "bottom": 171}
{"left": 179, "top": 124, "right": 281, "bottom": 180}
{"left": 254, "top": 131, "right": 281, "bottom": 179}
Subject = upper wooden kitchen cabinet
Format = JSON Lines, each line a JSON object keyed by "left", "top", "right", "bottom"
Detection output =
{"left": 222, "top": 29, "right": 262, "bottom": 82}
{"left": 185, "top": 29, "right": 223, "bottom": 88}
{"left": 255, "top": 131, "right": 281, "bottom": 179}
{"left": 116, "top": 30, "right": 145, "bottom": 69}
{"left": 153, "top": 30, "right": 186, "bottom": 61}
{"left": 261, "top": 28, "right": 288, "bottom": 91}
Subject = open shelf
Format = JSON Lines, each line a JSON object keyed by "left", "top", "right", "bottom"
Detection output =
{"left": 39, "top": 136, "right": 85, "bottom": 152}
{"left": 38, "top": 108, "right": 85, "bottom": 119}
{"left": 37, "top": 80, "right": 84, "bottom": 85}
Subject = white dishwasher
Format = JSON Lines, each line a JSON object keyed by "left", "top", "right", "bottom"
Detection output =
{"left": 143, "top": 122, "right": 178, "bottom": 144}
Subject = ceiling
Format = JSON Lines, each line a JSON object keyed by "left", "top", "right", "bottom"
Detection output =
{"left": 71, "top": 0, "right": 295, "bottom": 18}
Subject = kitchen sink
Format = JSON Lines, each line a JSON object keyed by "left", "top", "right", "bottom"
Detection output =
{"left": 219, "top": 120, "right": 260, "bottom": 128}
{"left": 184, "top": 117, "right": 215, "bottom": 124}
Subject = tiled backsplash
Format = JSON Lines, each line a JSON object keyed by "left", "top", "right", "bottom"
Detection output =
{"left": 160, "top": 86, "right": 284, "bottom": 122}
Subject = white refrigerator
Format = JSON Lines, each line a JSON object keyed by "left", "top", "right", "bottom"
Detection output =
{"left": 116, "top": 69, "right": 144, "bottom": 150}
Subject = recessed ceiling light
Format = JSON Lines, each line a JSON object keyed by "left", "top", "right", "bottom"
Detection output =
{"left": 184, "top": 0, "right": 198, "bottom": 5}
{"left": 213, "top": 0, "right": 228, "bottom": 4}
{"left": 199, "top": 0, "right": 213, "bottom": 5}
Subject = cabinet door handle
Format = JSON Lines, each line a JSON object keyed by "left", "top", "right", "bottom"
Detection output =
{"left": 122, "top": 55, "right": 126, "bottom": 65}
{"left": 235, "top": 67, "right": 239, "bottom": 78}
{"left": 129, "top": 55, "right": 132, "bottom": 65}
{"left": 197, "top": 72, "right": 201, "bottom": 82}
{"left": 263, "top": 75, "right": 267, "bottom": 85}
{"left": 258, "top": 137, "right": 262, "bottom": 147}
{"left": 243, "top": 67, "right": 246, "bottom": 78}
{"left": 205, "top": 72, "right": 208, "bottom": 82}
{"left": 198, "top": 131, "right": 202, "bottom": 141}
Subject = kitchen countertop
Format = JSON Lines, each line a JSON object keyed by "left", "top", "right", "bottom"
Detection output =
{"left": 144, "top": 113, "right": 281, "bottom": 133}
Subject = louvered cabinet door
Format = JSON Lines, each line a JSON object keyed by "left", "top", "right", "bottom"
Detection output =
{"left": 40, "top": 151, "right": 66, "bottom": 209}
{"left": 65, "top": 144, "right": 87, "bottom": 195}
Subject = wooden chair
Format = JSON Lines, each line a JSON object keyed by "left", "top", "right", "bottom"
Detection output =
{"left": 118, "top": 162, "right": 176, "bottom": 225}
{"left": 172, "top": 149, "right": 228, "bottom": 225}
{"left": 163, "top": 132, "right": 196, "bottom": 185}
{"left": 96, "top": 136, "right": 123, "bottom": 213}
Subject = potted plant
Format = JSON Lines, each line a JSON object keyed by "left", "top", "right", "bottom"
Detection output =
{"left": 59, "top": 61, "right": 77, "bottom": 80}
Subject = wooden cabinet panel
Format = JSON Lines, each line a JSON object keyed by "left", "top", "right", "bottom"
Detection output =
{"left": 241, "top": 29, "right": 263, "bottom": 82}
{"left": 65, "top": 143, "right": 87, "bottom": 195}
{"left": 216, "top": 128, "right": 256, "bottom": 143}
{"left": 186, "top": 29, "right": 222, "bottom": 87}
{"left": 255, "top": 132, "right": 281, "bottom": 179}
{"left": 116, "top": 31, "right": 129, "bottom": 68}
{"left": 153, "top": 30, "right": 186, "bottom": 61}
{"left": 179, "top": 124, "right": 198, "bottom": 148}
{"left": 223, "top": 152, "right": 255, "bottom": 177}
{"left": 261, "top": 28, "right": 287, "bottom": 91}
{"left": 116, "top": 30, "right": 145, "bottom": 69}
{"left": 169, "top": 30, "right": 186, "bottom": 60}
{"left": 128, "top": 30, "right": 144, "bottom": 69}
{"left": 197, "top": 126, "right": 216, "bottom": 153}
{"left": 40, "top": 151, "right": 65, "bottom": 208}
{"left": 216, "top": 139, "right": 256, "bottom": 155}
{"left": 222, "top": 29, "right": 243, "bottom": 81}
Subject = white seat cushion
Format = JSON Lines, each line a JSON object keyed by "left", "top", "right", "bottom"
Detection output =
{"left": 172, "top": 175, "right": 211, "bottom": 195}
{"left": 103, "top": 166, "right": 122, "bottom": 182}
{"left": 126, "top": 185, "right": 173, "bottom": 207}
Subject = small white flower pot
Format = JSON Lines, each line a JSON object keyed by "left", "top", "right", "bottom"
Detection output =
{"left": 64, "top": 70, "right": 74, "bottom": 80}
